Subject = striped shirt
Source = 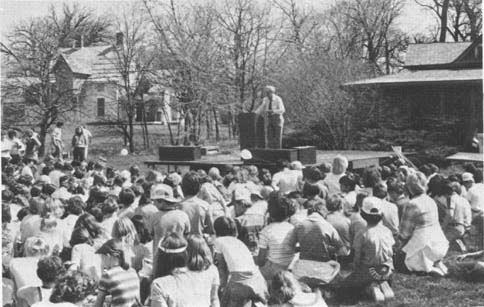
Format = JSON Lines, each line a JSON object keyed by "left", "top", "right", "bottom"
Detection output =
{"left": 98, "top": 267, "right": 140, "bottom": 307}
{"left": 259, "top": 221, "right": 297, "bottom": 267}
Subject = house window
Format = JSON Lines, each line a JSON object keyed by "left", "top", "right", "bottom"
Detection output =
{"left": 96, "top": 83, "right": 105, "bottom": 92}
{"left": 97, "top": 98, "right": 105, "bottom": 117}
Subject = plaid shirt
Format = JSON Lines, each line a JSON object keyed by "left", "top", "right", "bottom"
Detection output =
{"left": 399, "top": 194, "right": 440, "bottom": 240}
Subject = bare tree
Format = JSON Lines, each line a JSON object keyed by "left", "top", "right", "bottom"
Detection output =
{"left": 271, "top": 0, "right": 319, "bottom": 51}
{"left": 109, "top": 6, "right": 155, "bottom": 153}
{"left": 144, "top": 0, "right": 228, "bottom": 144}
{"left": 1, "top": 5, "right": 112, "bottom": 155}
{"left": 416, "top": 0, "right": 482, "bottom": 41}
{"left": 215, "top": 0, "right": 280, "bottom": 131}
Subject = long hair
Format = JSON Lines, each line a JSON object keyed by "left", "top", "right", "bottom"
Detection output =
{"left": 74, "top": 213, "right": 102, "bottom": 240}
{"left": 154, "top": 233, "right": 188, "bottom": 279}
{"left": 187, "top": 235, "right": 212, "bottom": 271}
{"left": 112, "top": 217, "right": 138, "bottom": 245}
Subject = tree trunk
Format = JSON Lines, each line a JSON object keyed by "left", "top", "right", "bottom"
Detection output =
{"left": 141, "top": 103, "right": 150, "bottom": 149}
{"left": 439, "top": 0, "right": 450, "bottom": 42}
{"left": 39, "top": 124, "right": 48, "bottom": 157}
{"left": 128, "top": 115, "right": 135, "bottom": 153}
{"left": 213, "top": 107, "right": 220, "bottom": 141}
{"left": 162, "top": 107, "right": 175, "bottom": 145}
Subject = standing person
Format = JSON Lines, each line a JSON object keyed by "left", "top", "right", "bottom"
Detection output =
{"left": 72, "top": 127, "right": 88, "bottom": 162}
{"left": 94, "top": 239, "right": 140, "bottom": 307}
{"left": 51, "top": 122, "right": 64, "bottom": 160}
{"left": 399, "top": 172, "right": 449, "bottom": 276}
{"left": 255, "top": 85, "right": 285, "bottom": 149}
{"left": 7, "top": 130, "right": 25, "bottom": 165}
{"left": 24, "top": 129, "right": 42, "bottom": 162}
{"left": 82, "top": 126, "right": 93, "bottom": 159}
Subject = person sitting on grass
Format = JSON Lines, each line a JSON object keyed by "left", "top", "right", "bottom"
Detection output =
{"left": 339, "top": 197, "right": 395, "bottom": 303}
{"left": 269, "top": 271, "right": 327, "bottom": 307}
{"left": 49, "top": 271, "right": 97, "bottom": 307}
{"left": 17, "top": 256, "right": 66, "bottom": 307}
{"left": 213, "top": 216, "right": 268, "bottom": 307}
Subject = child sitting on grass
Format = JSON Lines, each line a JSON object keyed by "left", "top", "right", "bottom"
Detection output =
{"left": 339, "top": 197, "right": 395, "bottom": 302}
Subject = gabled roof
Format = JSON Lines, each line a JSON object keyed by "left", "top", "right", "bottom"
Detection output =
{"left": 57, "top": 45, "right": 129, "bottom": 82}
{"left": 404, "top": 41, "right": 473, "bottom": 67}
{"left": 60, "top": 46, "right": 112, "bottom": 75}
{"left": 344, "top": 68, "right": 482, "bottom": 87}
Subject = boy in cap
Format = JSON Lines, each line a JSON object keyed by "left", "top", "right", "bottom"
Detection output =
{"left": 232, "top": 187, "right": 265, "bottom": 258}
{"left": 340, "top": 196, "right": 395, "bottom": 302}
{"left": 149, "top": 183, "right": 190, "bottom": 277}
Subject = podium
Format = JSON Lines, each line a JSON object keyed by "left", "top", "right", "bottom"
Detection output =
{"left": 238, "top": 112, "right": 283, "bottom": 150}
{"left": 238, "top": 112, "right": 257, "bottom": 149}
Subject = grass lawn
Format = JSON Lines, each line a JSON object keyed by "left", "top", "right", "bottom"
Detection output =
{"left": 58, "top": 124, "right": 483, "bottom": 307}
{"left": 325, "top": 254, "right": 484, "bottom": 306}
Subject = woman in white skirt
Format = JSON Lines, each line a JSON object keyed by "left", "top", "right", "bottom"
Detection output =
{"left": 399, "top": 172, "right": 449, "bottom": 276}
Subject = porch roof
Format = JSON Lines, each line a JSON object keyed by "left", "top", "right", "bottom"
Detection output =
{"left": 344, "top": 68, "right": 482, "bottom": 87}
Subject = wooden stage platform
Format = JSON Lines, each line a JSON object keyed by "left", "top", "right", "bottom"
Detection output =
{"left": 446, "top": 152, "right": 483, "bottom": 163}
{"left": 145, "top": 150, "right": 398, "bottom": 173}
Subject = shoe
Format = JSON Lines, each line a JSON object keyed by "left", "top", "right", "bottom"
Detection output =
{"left": 435, "top": 261, "right": 449, "bottom": 276}
{"left": 379, "top": 281, "right": 395, "bottom": 300}
{"left": 368, "top": 282, "right": 385, "bottom": 302}
{"left": 455, "top": 239, "right": 467, "bottom": 253}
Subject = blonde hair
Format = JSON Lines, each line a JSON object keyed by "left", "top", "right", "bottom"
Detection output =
{"left": 45, "top": 198, "right": 64, "bottom": 218}
{"left": 332, "top": 155, "right": 348, "bottom": 175}
{"left": 112, "top": 217, "right": 138, "bottom": 244}
{"left": 40, "top": 214, "right": 58, "bottom": 231}
{"left": 24, "top": 237, "right": 50, "bottom": 257}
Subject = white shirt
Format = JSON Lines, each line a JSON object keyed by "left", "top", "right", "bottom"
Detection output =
{"left": 71, "top": 243, "right": 102, "bottom": 281}
{"left": 255, "top": 94, "right": 285, "bottom": 115}
{"left": 272, "top": 169, "right": 302, "bottom": 194}
{"left": 323, "top": 173, "right": 344, "bottom": 195}
{"left": 466, "top": 182, "right": 484, "bottom": 218}
{"left": 213, "top": 237, "right": 256, "bottom": 272}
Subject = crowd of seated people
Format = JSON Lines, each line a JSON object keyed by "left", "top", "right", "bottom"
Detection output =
{"left": 2, "top": 141, "right": 483, "bottom": 306}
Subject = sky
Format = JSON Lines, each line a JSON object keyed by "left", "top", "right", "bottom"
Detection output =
{"left": 0, "top": 0, "right": 437, "bottom": 38}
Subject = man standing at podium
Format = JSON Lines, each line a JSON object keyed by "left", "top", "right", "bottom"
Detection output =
{"left": 255, "top": 85, "right": 285, "bottom": 148}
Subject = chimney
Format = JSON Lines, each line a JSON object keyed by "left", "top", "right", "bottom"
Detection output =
{"left": 116, "top": 32, "right": 124, "bottom": 47}
{"left": 80, "top": 35, "right": 84, "bottom": 48}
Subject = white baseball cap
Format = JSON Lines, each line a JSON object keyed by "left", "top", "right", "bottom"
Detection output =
{"left": 361, "top": 196, "right": 383, "bottom": 215}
